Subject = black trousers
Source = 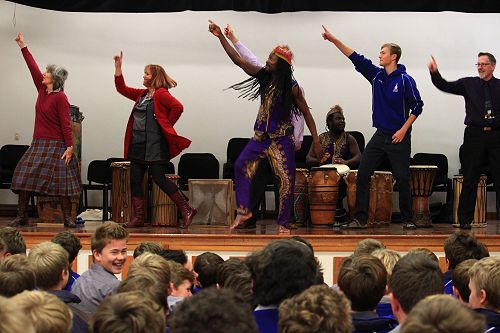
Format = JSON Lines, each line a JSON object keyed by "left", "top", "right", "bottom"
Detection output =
{"left": 130, "top": 162, "right": 178, "bottom": 198}
{"left": 355, "top": 130, "right": 412, "bottom": 224}
{"left": 458, "top": 127, "right": 500, "bottom": 224}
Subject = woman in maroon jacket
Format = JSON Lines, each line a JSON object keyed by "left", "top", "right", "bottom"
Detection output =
{"left": 114, "top": 51, "right": 196, "bottom": 228}
{"left": 10, "top": 33, "right": 81, "bottom": 228}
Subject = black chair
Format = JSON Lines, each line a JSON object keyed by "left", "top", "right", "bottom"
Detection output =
{"left": 178, "top": 153, "right": 220, "bottom": 190}
{"left": 82, "top": 160, "right": 113, "bottom": 220}
{"left": 222, "top": 138, "right": 250, "bottom": 181}
{"left": 295, "top": 135, "right": 312, "bottom": 169}
{"left": 347, "top": 130, "right": 365, "bottom": 154}
{"left": 0, "top": 144, "right": 36, "bottom": 214}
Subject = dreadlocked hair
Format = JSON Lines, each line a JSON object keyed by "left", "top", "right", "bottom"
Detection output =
{"left": 227, "top": 58, "right": 301, "bottom": 119}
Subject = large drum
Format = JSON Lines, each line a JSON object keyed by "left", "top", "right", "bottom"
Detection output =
{"left": 37, "top": 196, "right": 79, "bottom": 224}
{"left": 410, "top": 165, "right": 438, "bottom": 227}
{"left": 308, "top": 166, "right": 341, "bottom": 225}
{"left": 452, "top": 175, "right": 487, "bottom": 227}
{"left": 111, "top": 161, "right": 148, "bottom": 224}
{"left": 293, "top": 168, "right": 310, "bottom": 226}
{"left": 152, "top": 175, "right": 180, "bottom": 226}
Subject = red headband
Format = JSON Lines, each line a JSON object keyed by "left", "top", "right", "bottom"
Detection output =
{"left": 273, "top": 46, "right": 293, "bottom": 65}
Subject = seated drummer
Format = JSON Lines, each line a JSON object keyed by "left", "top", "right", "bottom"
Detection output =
{"left": 306, "top": 105, "right": 361, "bottom": 224}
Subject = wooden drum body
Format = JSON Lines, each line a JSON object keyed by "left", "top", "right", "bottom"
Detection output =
{"left": 308, "top": 167, "right": 340, "bottom": 225}
{"left": 152, "top": 175, "right": 179, "bottom": 226}
{"left": 293, "top": 168, "right": 310, "bottom": 226}
{"left": 37, "top": 196, "right": 79, "bottom": 224}
{"left": 410, "top": 165, "right": 438, "bottom": 227}
{"left": 111, "top": 162, "right": 148, "bottom": 224}
{"left": 453, "top": 175, "right": 487, "bottom": 227}
{"left": 370, "top": 171, "right": 394, "bottom": 225}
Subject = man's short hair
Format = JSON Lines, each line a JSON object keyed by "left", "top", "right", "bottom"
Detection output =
{"left": 91, "top": 291, "right": 166, "bottom": 333}
{"left": 0, "top": 227, "right": 26, "bottom": 256}
{"left": 452, "top": 259, "right": 478, "bottom": 303}
{"left": 127, "top": 252, "right": 170, "bottom": 286}
{"left": 51, "top": 231, "right": 82, "bottom": 264}
{"left": 133, "top": 241, "right": 163, "bottom": 258}
{"left": 91, "top": 221, "right": 128, "bottom": 254}
{"left": 246, "top": 239, "right": 318, "bottom": 306}
{"left": 338, "top": 255, "right": 387, "bottom": 311}
{"left": 169, "top": 288, "right": 258, "bottom": 333}
{"left": 0, "top": 295, "right": 35, "bottom": 333}
{"left": 28, "top": 242, "right": 69, "bottom": 290}
{"left": 216, "top": 258, "right": 254, "bottom": 305}
{"left": 12, "top": 290, "right": 73, "bottom": 333}
{"left": 353, "top": 238, "right": 385, "bottom": 257}
{"left": 407, "top": 248, "right": 439, "bottom": 263}
{"left": 167, "top": 260, "right": 195, "bottom": 287}
{"left": 469, "top": 256, "right": 500, "bottom": 310}
{"left": 117, "top": 273, "right": 167, "bottom": 310}
{"left": 389, "top": 253, "right": 443, "bottom": 314}
{"left": 400, "top": 295, "right": 485, "bottom": 333}
{"left": 478, "top": 52, "right": 496, "bottom": 65}
{"left": 0, "top": 254, "right": 35, "bottom": 297}
{"left": 443, "top": 232, "right": 489, "bottom": 269}
{"left": 279, "top": 285, "right": 353, "bottom": 333}
{"left": 381, "top": 43, "right": 402, "bottom": 63}
{"left": 160, "top": 249, "right": 188, "bottom": 265}
{"left": 371, "top": 249, "right": 401, "bottom": 280}
{"left": 193, "top": 252, "right": 224, "bottom": 288}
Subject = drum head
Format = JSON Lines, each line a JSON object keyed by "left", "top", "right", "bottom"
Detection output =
{"left": 319, "top": 163, "right": 350, "bottom": 176}
{"left": 410, "top": 165, "right": 439, "bottom": 169}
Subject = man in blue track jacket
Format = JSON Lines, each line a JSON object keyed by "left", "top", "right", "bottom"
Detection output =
{"left": 322, "top": 25, "right": 424, "bottom": 230}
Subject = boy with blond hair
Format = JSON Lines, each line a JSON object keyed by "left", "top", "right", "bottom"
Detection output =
{"left": 0, "top": 254, "right": 35, "bottom": 296}
{"left": 72, "top": 221, "right": 128, "bottom": 314}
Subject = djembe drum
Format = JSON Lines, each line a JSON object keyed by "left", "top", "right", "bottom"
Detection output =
{"left": 151, "top": 175, "right": 180, "bottom": 226}
{"left": 293, "top": 168, "right": 310, "bottom": 226}
{"left": 452, "top": 175, "right": 487, "bottom": 227}
{"left": 409, "top": 165, "right": 438, "bottom": 227}
{"left": 308, "top": 166, "right": 341, "bottom": 225}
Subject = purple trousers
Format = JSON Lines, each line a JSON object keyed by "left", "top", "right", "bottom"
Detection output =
{"left": 234, "top": 135, "right": 295, "bottom": 226}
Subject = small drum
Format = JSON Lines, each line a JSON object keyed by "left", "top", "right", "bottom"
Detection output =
{"left": 410, "top": 165, "right": 438, "bottom": 227}
{"left": 308, "top": 166, "right": 341, "bottom": 225}
{"left": 452, "top": 175, "right": 487, "bottom": 227}
{"left": 370, "top": 171, "right": 394, "bottom": 224}
{"left": 152, "top": 175, "right": 180, "bottom": 226}
{"left": 320, "top": 163, "right": 350, "bottom": 177}
{"left": 293, "top": 168, "right": 310, "bottom": 226}
{"left": 111, "top": 161, "right": 148, "bottom": 224}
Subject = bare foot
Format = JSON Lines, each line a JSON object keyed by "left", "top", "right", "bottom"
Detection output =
{"left": 230, "top": 211, "right": 253, "bottom": 230}
{"left": 278, "top": 225, "right": 291, "bottom": 234}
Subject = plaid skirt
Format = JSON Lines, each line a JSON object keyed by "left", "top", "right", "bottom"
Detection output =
{"left": 11, "top": 139, "right": 81, "bottom": 196}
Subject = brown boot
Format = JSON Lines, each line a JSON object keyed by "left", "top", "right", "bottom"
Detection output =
{"left": 9, "top": 191, "right": 30, "bottom": 227}
{"left": 125, "top": 197, "right": 145, "bottom": 228}
{"left": 170, "top": 191, "right": 197, "bottom": 228}
{"left": 60, "top": 196, "right": 76, "bottom": 228}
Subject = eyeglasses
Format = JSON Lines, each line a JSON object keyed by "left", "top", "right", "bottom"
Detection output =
{"left": 475, "top": 63, "right": 491, "bottom": 67}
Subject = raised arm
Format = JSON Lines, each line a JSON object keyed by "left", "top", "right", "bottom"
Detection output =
{"left": 428, "top": 55, "right": 466, "bottom": 95}
{"left": 225, "top": 24, "right": 263, "bottom": 67}
{"left": 321, "top": 25, "right": 354, "bottom": 58}
{"left": 113, "top": 51, "right": 145, "bottom": 101}
{"left": 16, "top": 33, "right": 43, "bottom": 91}
{"left": 292, "top": 86, "right": 323, "bottom": 160}
{"left": 208, "top": 20, "right": 261, "bottom": 77}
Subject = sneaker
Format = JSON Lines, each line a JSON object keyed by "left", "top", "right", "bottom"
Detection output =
{"left": 340, "top": 219, "right": 367, "bottom": 230}
{"left": 403, "top": 221, "right": 417, "bottom": 230}
{"left": 460, "top": 223, "right": 472, "bottom": 230}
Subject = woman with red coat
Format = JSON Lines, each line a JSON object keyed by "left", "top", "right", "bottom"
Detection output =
{"left": 114, "top": 51, "right": 196, "bottom": 228}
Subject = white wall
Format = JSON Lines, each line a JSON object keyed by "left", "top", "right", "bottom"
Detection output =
{"left": 1, "top": 3, "right": 499, "bottom": 207}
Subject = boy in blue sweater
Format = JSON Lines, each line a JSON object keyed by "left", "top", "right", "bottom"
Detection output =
{"left": 322, "top": 25, "right": 424, "bottom": 230}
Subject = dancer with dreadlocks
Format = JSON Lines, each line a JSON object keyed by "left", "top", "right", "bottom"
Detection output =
{"left": 209, "top": 20, "right": 323, "bottom": 233}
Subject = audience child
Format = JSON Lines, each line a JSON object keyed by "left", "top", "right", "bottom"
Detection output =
{"left": 132, "top": 241, "right": 163, "bottom": 258}
{"left": 51, "top": 231, "right": 82, "bottom": 291}
{"left": 0, "top": 226, "right": 26, "bottom": 259}
{"left": 289, "top": 235, "right": 325, "bottom": 284}
{"left": 166, "top": 260, "right": 195, "bottom": 313}
{"left": 27, "top": 241, "right": 89, "bottom": 332}
{"left": 91, "top": 291, "right": 166, "bottom": 333}
{"left": 169, "top": 288, "right": 258, "bottom": 333}
{"left": 117, "top": 272, "right": 168, "bottom": 310}
{"left": 193, "top": 251, "right": 224, "bottom": 289}
{"left": 372, "top": 249, "right": 401, "bottom": 319}
{"left": 443, "top": 232, "right": 489, "bottom": 295}
{"left": 0, "top": 253, "right": 35, "bottom": 296}
{"left": 161, "top": 249, "right": 198, "bottom": 285}
{"left": 216, "top": 257, "right": 254, "bottom": 306}
{"left": 127, "top": 252, "right": 170, "bottom": 287}
{"left": 451, "top": 259, "right": 478, "bottom": 304}
{"left": 0, "top": 295, "right": 35, "bottom": 333}
{"left": 388, "top": 253, "right": 444, "bottom": 332}
{"left": 12, "top": 290, "right": 73, "bottom": 333}
{"left": 279, "top": 284, "right": 353, "bottom": 333}
{"left": 353, "top": 238, "right": 386, "bottom": 256}
{"left": 406, "top": 247, "right": 439, "bottom": 263}
{"left": 468, "top": 257, "right": 500, "bottom": 333}
{"left": 400, "top": 295, "right": 485, "bottom": 333}
{"left": 71, "top": 221, "right": 128, "bottom": 314}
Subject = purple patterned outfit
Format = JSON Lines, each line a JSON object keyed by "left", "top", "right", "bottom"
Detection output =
{"left": 235, "top": 77, "right": 297, "bottom": 226}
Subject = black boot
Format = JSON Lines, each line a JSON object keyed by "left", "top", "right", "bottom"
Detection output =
{"left": 170, "top": 191, "right": 197, "bottom": 228}
{"left": 9, "top": 191, "right": 30, "bottom": 227}
{"left": 60, "top": 197, "right": 76, "bottom": 228}
{"left": 125, "top": 197, "right": 145, "bottom": 228}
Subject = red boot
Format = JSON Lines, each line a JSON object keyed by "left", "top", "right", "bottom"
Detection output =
{"left": 170, "top": 191, "right": 197, "bottom": 228}
{"left": 9, "top": 191, "right": 30, "bottom": 227}
{"left": 125, "top": 197, "right": 145, "bottom": 228}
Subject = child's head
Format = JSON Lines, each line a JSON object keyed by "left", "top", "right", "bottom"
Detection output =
{"left": 167, "top": 261, "right": 194, "bottom": 298}
{"left": 91, "top": 222, "right": 129, "bottom": 274}
{"left": 0, "top": 254, "right": 35, "bottom": 297}
{"left": 0, "top": 227, "right": 26, "bottom": 259}
{"left": 28, "top": 242, "right": 69, "bottom": 290}
{"left": 127, "top": 252, "right": 170, "bottom": 287}
{"left": 51, "top": 231, "right": 82, "bottom": 265}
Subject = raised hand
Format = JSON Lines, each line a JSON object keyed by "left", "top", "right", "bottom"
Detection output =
{"left": 114, "top": 51, "right": 123, "bottom": 69}
{"left": 15, "top": 32, "right": 25, "bottom": 48}
{"left": 322, "top": 25, "right": 334, "bottom": 42}
{"left": 208, "top": 19, "right": 222, "bottom": 37}
{"left": 428, "top": 55, "right": 438, "bottom": 73}
{"left": 224, "top": 24, "right": 238, "bottom": 43}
